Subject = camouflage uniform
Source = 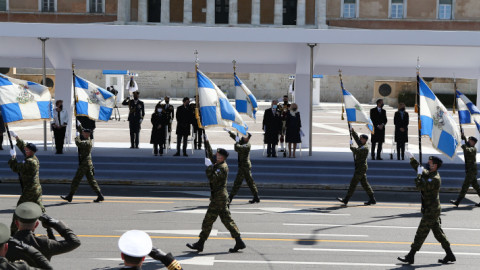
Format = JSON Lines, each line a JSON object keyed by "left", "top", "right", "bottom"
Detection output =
{"left": 8, "top": 139, "right": 45, "bottom": 235}
{"left": 69, "top": 136, "right": 101, "bottom": 194}
{"left": 458, "top": 136, "right": 480, "bottom": 199}
{"left": 346, "top": 131, "right": 374, "bottom": 198}
{"left": 198, "top": 141, "right": 240, "bottom": 242}
{"left": 409, "top": 158, "right": 450, "bottom": 252}
{"left": 227, "top": 131, "right": 258, "bottom": 198}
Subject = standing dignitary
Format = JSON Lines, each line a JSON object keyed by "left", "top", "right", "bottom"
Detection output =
{"left": 263, "top": 100, "right": 282, "bottom": 157}
{"left": 7, "top": 131, "right": 44, "bottom": 236}
{"left": 398, "top": 154, "right": 456, "bottom": 264}
{"left": 187, "top": 133, "right": 246, "bottom": 253}
{"left": 279, "top": 95, "right": 291, "bottom": 154}
{"left": 150, "top": 102, "right": 169, "bottom": 156}
{"left": 0, "top": 223, "right": 53, "bottom": 270}
{"left": 61, "top": 127, "right": 104, "bottom": 203}
{"left": 450, "top": 133, "right": 480, "bottom": 207}
{"left": 394, "top": 103, "right": 409, "bottom": 160}
{"left": 337, "top": 128, "right": 376, "bottom": 206}
{"left": 370, "top": 99, "right": 387, "bottom": 160}
{"left": 11, "top": 202, "right": 81, "bottom": 261}
{"left": 122, "top": 91, "right": 145, "bottom": 149}
{"left": 285, "top": 103, "right": 302, "bottom": 158}
{"left": 51, "top": 100, "right": 68, "bottom": 154}
{"left": 224, "top": 129, "right": 260, "bottom": 204}
{"left": 118, "top": 230, "right": 182, "bottom": 270}
{"left": 164, "top": 96, "right": 175, "bottom": 149}
{"left": 174, "top": 97, "right": 193, "bottom": 157}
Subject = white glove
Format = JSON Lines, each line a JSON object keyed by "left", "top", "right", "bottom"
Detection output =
{"left": 76, "top": 132, "right": 80, "bottom": 137}
{"left": 204, "top": 133, "right": 208, "bottom": 141}
{"left": 417, "top": 166, "right": 424, "bottom": 175}
{"left": 405, "top": 151, "right": 414, "bottom": 159}
{"left": 223, "top": 128, "right": 229, "bottom": 132}
{"left": 76, "top": 120, "right": 81, "bottom": 126}
{"left": 462, "top": 140, "right": 466, "bottom": 145}
{"left": 9, "top": 131, "right": 18, "bottom": 138}
{"left": 235, "top": 136, "right": 240, "bottom": 143}
{"left": 204, "top": 158, "right": 213, "bottom": 167}
{"left": 9, "top": 148, "right": 16, "bottom": 157}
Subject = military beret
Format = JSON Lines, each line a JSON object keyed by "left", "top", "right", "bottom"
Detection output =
{"left": 429, "top": 156, "right": 443, "bottom": 167}
{"left": 118, "top": 230, "right": 152, "bottom": 258}
{"left": 15, "top": 202, "right": 42, "bottom": 223}
{"left": 26, "top": 143, "right": 37, "bottom": 153}
{"left": 82, "top": 129, "right": 92, "bottom": 134}
{"left": 360, "top": 134, "right": 369, "bottom": 140}
{"left": 469, "top": 136, "right": 478, "bottom": 143}
{"left": 217, "top": 148, "right": 229, "bottom": 158}
{"left": 0, "top": 223, "right": 9, "bottom": 245}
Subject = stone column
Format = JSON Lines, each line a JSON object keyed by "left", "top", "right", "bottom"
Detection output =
{"left": 297, "top": 0, "right": 306, "bottom": 26}
{"left": 184, "top": 0, "right": 192, "bottom": 24}
{"left": 316, "top": 0, "right": 327, "bottom": 29}
{"left": 116, "top": 0, "right": 131, "bottom": 23}
{"left": 138, "top": 0, "right": 147, "bottom": 23}
{"left": 161, "top": 0, "right": 170, "bottom": 23}
{"left": 206, "top": 0, "right": 215, "bottom": 25}
{"left": 251, "top": 0, "right": 260, "bottom": 25}
{"left": 274, "top": 0, "right": 282, "bottom": 25}
{"left": 54, "top": 68, "right": 74, "bottom": 144}
{"left": 229, "top": 0, "right": 238, "bottom": 25}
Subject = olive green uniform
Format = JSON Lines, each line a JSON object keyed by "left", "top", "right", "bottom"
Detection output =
{"left": 0, "top": 257, "right": 49, "bottom": 270}
{"left": 8, "top": 139, "right": 45, "bottom": 235}
{"left": 458, "top": 136, "right": 480, "bottom": 199}
{"left": 227, "top": 131, "right": 258, "bottom": 198}
{"left": 69, "top": 136, "right": 101, "bottom": 194}
{"left": 346, "top": 131, "right": 374, "bottom": 198}
{"left": 198, "top": 141, "right": 241, "bottom": 242}
{"left": 409, "top": 158, "right": 450, "bottom": 252}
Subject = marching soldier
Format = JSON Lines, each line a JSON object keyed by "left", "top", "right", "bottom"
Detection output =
{"left": 7, "top": 131, "right": 44, "bottom": 236}
{"left": 11, "top": 202, "right": 81, "bottom": 261}
{"left": 398, "top": 154, "right": 456, "bottom": 264}
{"left": 122, "top": 90, "right": 145, "bottom": 149}
{"left": 337, "top": 128, "right": 376, "bottom": 206}
{"left": 450, "top": 133, "right": 480, "bottom": 207}
{"left": 61, "top": 127, "right": 104, "bottom": 203}
{"left": 187, "top": 133, "right": 246, "bottom": 253}
{"left": 223, "top": 128, "right": 260, "bottom": 204}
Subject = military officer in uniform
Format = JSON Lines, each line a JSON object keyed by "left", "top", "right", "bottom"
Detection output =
{"left": 224, "top": 128, "right": 260, "bottom": 204}
{"left": 187, "top": 133, "right": 246, "bottom": 253}
{"left": 398, "top": 154, "right": 456, "bottom": 264}
{"left": 7, "top": 131, "right": 44, "bottom": 236}
{"left": 61, "top": 127, "right": 104, "bottom": 203}
{"left": 0, "top": 223, "right": 53, "bottom": 270}
{"left": 122, "top": 90, "right": 145, "bottom": 149}
{"left": 450, "top": 133, "right": 480, "bottom": 207}
{"left": 118, "top": 230, "right": 182, "bottom": 269}
{"left": 337, "top": 128, "right": 376, "bottom": 206}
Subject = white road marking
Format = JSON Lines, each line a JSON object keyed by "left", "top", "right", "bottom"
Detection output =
{"left": 97, "top": 256, "right": 215, "bottom": 266}
{"left": 140, "top": 209, "right": 350, "bottom": 216}
{"left": 121, "top": 229, "right": 218, "bottom": 236}
{"left": 312, "top": 123, "right": 349, "bottom": 135}
{"left": 284, "top": 223, "right": 480, "bottom": 231}
{"left": 151, "top": 191, "right": 211, "bottom": 197}
{"left": 294, "top": 248, "right": 480, "bottom": 256}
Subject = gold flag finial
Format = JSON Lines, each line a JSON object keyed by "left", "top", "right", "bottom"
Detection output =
{"left": 232, "top": 60, "right": 237, "bottom": 73}
{"left": 194, "top": 50, "right": 199, "bottom": 67}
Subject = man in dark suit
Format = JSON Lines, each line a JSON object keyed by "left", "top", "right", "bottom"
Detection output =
{"left": 394, "top": 103, "right": 409, "bottom": 160}
{"left": 370, "top": 99, "right": 387, "bottom": 160}
{"left": 174, "top": 97, "right": 193, "bottom": 157}
{"left": 262, "top": 100, "right": 282, "bottom": 157}
{"left": 122, "top": 91, "right": 145, "bottom": 149}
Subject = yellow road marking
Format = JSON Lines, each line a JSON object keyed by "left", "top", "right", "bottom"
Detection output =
{"left": 43, "top": 199, "right": 173, "bottom": 204}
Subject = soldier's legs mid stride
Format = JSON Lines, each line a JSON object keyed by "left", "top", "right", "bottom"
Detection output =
{"left": 187, "top": 201, "right": 246, "bottom": 253}
{"left": 450, "top": 172, "right": 480, "bottom": 207}
{"left": 229, "top": 167, "right": 260, "bottom": 204}
{"left": 337, "top": 173, "right": 376, "bottom": 206}
{"left": 61, "top": 165, "right": 104, "bottom": 203}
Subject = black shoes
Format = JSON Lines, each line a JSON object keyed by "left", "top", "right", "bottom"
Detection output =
{"left": 249, "top": 196, "right": 260, "bottom": 204}
{"left": 438, "top": 247, "right": 456, "bottom": 264}
{"left": 228, "top": 195, "right": 233, "bottom": 204}
{"left": 450, "top": 198, "right": 461, "bottom": 207}
{"left": 186, "top": 240, "right": 205, "bottom": 252}
{"left": 476, "top": 202, "right": 480, "bottom": 207}
{"left": 397, "top": 250, "right": 416, "bottom": 264}
{"left": 173, "top": 152, "right": 180, "bottom": 156}
{"left": 61, "top": 193, "right": 73, "bottom": 203}
{"left": 364, "top": 195, "right": 377, "bottom": 206}
{"left": 337, "top": 197, "right": 350, "bottom": 206}
{"left": 93, "top": 192, "right": 104, "bottom": 203}
{"left": 183, "top": 153, "right": 188, "bottom": 157}
{"left": 229, "top": 237, "right": 246, "bottom": 253}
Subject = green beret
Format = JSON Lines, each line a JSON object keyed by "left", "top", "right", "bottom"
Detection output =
{"left": 0, "top": 223, "right": 9, "bottom": 245}
{"left": 217, "top": 148, "right": 229, "bottom": 158}
{"left": 469, "top": 136, "right": 478, "bottom": 143}
{"left": 429, "top": 156, "right": 443, "bottom": 168}
{"left": 15, "top": 202, "right": 42, "bottom": 223}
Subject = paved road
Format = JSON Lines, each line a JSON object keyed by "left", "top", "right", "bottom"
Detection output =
{"left": 1, "top": 184, "right": 480, "bottom": 269}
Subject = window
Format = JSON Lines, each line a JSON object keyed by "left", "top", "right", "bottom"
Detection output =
{"left": 0, "top": 0, "right": 7, "bottom": 11}
{"left": 41, "top": 0, "right": 55, "bottom": 12}
{"left": 390, "top": 0, "right": 404, "bottom": 19}
{"left": 343, "top": 0, "right": 356, "bottom": 18}
{"left": 89, "top": 0, "right": 104, "bottom": 13}
{"left": 438, "top": 0, "right": 452, "bottom": 20}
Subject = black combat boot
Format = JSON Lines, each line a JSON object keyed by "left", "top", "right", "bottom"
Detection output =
{"left": 364, "top": 195, "right": 377, "bottom": 205}
{"left": 229, "top": 236, "right": 246, "bottom": 253}
{"left": 337, "top": 196, "right": 350, "bottom": 206}
{"left": 249, "top": 196, "right": 260, "bottom": 204}
{"left": 186, "top": 239, "right": 205, "bottom": 252}
{"left": 93, "top": 192, "right": 104, "bottom": 203}
{"left": 450, "top": 197, "right": 462, "bottom": 207}
{"left": 476, "top": 202, "right": 480, "bottom": 207}
{"left": 397, "top": 249, "right": 416, "bottom": 264}
{"left": 438, "top": 247, "right": 456, "bottom": 264}
{"left": 60, "top": 193, "right": 74, "bottom": 203}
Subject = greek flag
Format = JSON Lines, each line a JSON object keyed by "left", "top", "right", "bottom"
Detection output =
{"left": 456, "top": 90, "right": 480, "bottom": 132}
{"left": 342, "top": 89, "right": 374, "bottom": 133}
{"left": 74, "top": 75, "right": 115, "bottom": 121}
{"left": 418, "top": 77, "right": 461, "bottom": 159}
{"left": 234, "top": 74, "right": 258, "bottom": 121}
{"left": 0, "top": 74, "right": 51, "bottom": 123}
{"left": 197, "top": 70, "right": 248, "bottom": 135}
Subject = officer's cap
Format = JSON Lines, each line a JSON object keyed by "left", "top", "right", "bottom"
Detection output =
{"left": 429, "top": 156, "right": 443, "bottom": 168}
{"left": 118, "top": 230, "right": 152, "bottom": 258}
{"left": 26, "top": 143, "right": 37, "bottom": 153}
{"left": 468, "top": 136, "right": 478, "bottom": 143}
{"left": 0, "top": 223, "right": 9, "bottom": 245}
{"left": 360, "top": 134, "right": 369, "bottom": 140}
{"left": 217, "top": 148, "right": 229, "bottom": 158}
{"left": 82, "top": 129, "right": 92, "bottom": 134}
{"left": 15, "top": 202, "right": 42, "bottom": 223}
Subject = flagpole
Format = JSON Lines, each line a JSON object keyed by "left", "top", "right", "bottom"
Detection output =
{"left": 453, "top": 75, "right": 463, "bottom": 135}
{"left": 232, "top": 60, "right": 240, "bottom": 137}
{"left": 194, "top": 50, "right": 207, "bottom": 158}
{"left": 72, "top": 63, "right": 79, "bottom": 132}
{"left": 39, "top": 37, "right": 49, "bottom": 151}
{"left": 339, "top": 70, "right": 355, "bottom": 162}
{"left": 416, "top": 58, "right": 422, "bottom": 164}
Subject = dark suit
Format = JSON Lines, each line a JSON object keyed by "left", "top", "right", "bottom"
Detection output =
{"left": 262, "top": 107, "right": 282, "bottom": 157}
{"left": 122, "top": 98, "right": 145, "bottom": 148}
{"left": 394, "top": 110, "right": 409, "bottom": 160}
{"left": 175, "top": 105, "right": 193, "bottom": 155}
{"left": 370, "top": 107, "right": 387, "bottom": 159}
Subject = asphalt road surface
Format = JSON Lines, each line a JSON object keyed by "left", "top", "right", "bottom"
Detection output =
{"left": 1, "top": 184, "right": 480, "bottom": 269}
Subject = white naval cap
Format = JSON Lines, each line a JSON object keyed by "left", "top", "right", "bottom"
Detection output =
{"left": 118, "top": 230, "right": 153, "bottom": 257}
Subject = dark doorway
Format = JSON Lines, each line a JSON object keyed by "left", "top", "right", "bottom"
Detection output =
{"left": 215, "top": 0, "right": 229, "bottom": 24}
{"left": 283, "top": 0, "right": 297, "bottom": 25}
{"left": 148, "top": 0, "right": 161, "bottom": 22}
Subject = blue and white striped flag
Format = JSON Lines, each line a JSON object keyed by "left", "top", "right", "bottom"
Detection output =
{"left": 418, "top": 77, "right": 461, "bottom": 159}
{"left": 0, "top": 74, "right": 51, "bottom": 123}
{"left": 342, "top": 89, "right": 374, "bottom": 133}
{"left": 74, "top": 75, "right": 115, "bottom": 121}
{"left": 234, "top": 74, "right": 258, "bottom": 121}
{"left": 197, "top": 70, "right": 248, "bottom": 135}
{"left": 456, "top": 90, "right": 480, "bottom": 132}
